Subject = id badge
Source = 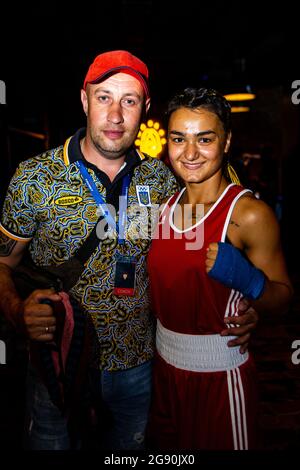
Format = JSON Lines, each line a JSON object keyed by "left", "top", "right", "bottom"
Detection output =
{"left": 113, "top": 255, "right": 136, "bottom": 296}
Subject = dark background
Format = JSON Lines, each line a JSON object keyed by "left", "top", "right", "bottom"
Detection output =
{"left": 0, "top": 0, "right": 300, "bottom": 453}
{"left": 1, "top": 1, "right": 299, "bottom": 246}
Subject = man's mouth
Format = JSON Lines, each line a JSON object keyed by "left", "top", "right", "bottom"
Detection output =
{"left": 103, "top": 130, "right": 124, "bottom": 140}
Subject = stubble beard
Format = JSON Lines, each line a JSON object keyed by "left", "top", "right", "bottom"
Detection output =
{"left": 91, "top": 134, "right": 126, "bottom": 160}
{"left": 90, "top": 126, "right": 138, "bottom": 161}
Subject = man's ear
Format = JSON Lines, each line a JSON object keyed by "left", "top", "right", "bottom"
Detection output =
{"left": 145, "top": 97, "right": 151, "bottom": 113}
{"left": 81, "top": 88, "right": 88, "bottom": 116}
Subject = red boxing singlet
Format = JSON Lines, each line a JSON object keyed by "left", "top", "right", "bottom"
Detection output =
{"left": 147, "top": 183, "right": 259, "bottom": 450}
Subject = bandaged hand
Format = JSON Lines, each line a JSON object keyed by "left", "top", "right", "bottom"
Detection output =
{"left": 206, "top": 242, "right": 266, "bottom": 300}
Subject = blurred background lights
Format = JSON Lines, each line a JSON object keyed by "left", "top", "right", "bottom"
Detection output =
{"left": 230, "top": 106, "right": 251, "bottom": 113}
{"left": 224, "top": 92, "right": 256, "bottom": 101}
{"left": 135, "top": 119, "right": 167, "bottom": 158}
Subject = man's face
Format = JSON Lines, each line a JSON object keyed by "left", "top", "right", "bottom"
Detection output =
{"left": 81, "top": 73, "right": 150, "bottom": 160}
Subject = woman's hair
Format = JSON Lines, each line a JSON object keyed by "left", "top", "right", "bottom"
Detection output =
{"left": 166, "top": 87, "right": 232, "bottom": 136}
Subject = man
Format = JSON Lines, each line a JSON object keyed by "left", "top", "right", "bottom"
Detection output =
{"left": 0, "top": 50, "right": 258, "bottom": 450}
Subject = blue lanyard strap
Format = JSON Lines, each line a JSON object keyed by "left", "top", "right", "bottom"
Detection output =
{"left": 75, "top": 160, "right": 130, "bottom": 244}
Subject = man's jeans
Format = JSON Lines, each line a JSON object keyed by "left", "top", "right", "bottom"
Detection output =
{"left": 24, "top": 360, "right": 152, "bottom": 450}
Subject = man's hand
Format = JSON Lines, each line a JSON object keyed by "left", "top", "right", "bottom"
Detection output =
{"left": 21, "top": 288, "right": 62, "bottom": 342}
{"left": 220, "top": 299, "right": 259, "bottom": 354}
{"left": 205, "top": 242, "right": 218, "bottom": 272}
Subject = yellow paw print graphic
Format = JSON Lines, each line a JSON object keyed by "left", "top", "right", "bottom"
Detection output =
{"left": 135, "top": 120, "right": 167, "bottom": 158}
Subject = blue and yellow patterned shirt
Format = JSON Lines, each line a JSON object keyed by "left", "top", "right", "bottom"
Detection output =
{"left": 0, "top": 128, "right": 179, "bottom": 371}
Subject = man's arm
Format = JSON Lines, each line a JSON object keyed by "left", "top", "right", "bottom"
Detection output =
{"left": 0, "top": 231, "right": 61, "bottom": 341}
{"left": 0, "top": 231, "right": 27, "bottom": 326}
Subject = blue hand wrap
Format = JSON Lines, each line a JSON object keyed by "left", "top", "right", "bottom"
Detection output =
{"left": 208, "top": 242, "right": 266, "bottom": 300}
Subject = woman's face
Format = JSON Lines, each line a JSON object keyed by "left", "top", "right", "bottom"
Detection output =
{"left": 167, "top": 106, "right": 231, "bottom": 184}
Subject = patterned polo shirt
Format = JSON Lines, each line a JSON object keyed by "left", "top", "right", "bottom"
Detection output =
{"left": 0, "top": 128, "right": 179, "bottom": 371}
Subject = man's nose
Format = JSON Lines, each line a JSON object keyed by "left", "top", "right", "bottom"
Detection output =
{"left": 107, "top": 103, "right": 124, "bottom": 124}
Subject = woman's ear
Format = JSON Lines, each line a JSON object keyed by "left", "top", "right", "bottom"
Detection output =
{"left": 224, "top": 131, "right": 232, "bottom": 153}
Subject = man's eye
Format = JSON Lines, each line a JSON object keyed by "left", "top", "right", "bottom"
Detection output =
{"left": 123, "top": 98, "right": 136, "bottom": 106}
{"left": 200, "top": 138, "right": 211, "bottom": 144}
{"left": 98, "top": 95, "right": 109, "bottom": 102}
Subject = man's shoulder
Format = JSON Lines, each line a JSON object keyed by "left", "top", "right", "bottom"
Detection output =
{"left": 15, "top": 145, "right": 65, "bottom": 176}
{"left": 135, "top": 157, "right": 179, "bottom": 197}
{"left": 139, "top": 154, "right": 174, "bottom": 173}
{"left": 21, "top": 145, "right": 64, "bottom": 166}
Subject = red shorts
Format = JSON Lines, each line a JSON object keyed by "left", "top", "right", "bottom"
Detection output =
{"left": 147, "top": 352, "right": 259, "bottom": 450}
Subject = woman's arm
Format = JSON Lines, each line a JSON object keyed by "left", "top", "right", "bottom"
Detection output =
{"left": 206, "top": 196, "right": 293, "bottom": 315}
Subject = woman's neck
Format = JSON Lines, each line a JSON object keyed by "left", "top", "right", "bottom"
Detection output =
{"left": 182, "top": 177, "right": 228, "bottom": 207}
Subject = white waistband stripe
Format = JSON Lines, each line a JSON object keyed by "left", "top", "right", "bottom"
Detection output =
{"left": 156, "top": 320, "right": 249, "bottom": 373}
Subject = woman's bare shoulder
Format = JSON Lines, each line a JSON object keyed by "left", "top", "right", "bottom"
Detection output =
{"left": 232, "top": 192, "right": 280, "bottom": 247}
{"left": 235, "top": 193, "right": 277, "bottom": 226}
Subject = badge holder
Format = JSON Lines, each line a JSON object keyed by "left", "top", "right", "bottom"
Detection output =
{"left": 113, "top": 254, "right": 136, "bottom": 296}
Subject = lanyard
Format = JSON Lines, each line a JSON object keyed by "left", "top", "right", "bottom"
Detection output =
{"left": 75, "top": 160, "right": 130, "bottom": 244}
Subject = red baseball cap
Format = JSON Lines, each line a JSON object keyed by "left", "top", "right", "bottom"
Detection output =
{"left": 83, "top": 50, "right": 150, "bottom": 99}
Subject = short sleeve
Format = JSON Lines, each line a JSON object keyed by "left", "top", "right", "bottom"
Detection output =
{"left": 0, "top": 162, "right": 37, "bottom": 241}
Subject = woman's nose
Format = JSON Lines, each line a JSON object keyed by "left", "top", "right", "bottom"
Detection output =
{"left": 185, "top": 141, "right": 199, "bottom": 160}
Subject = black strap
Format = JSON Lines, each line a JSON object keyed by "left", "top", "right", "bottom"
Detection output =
{"left": 74, "top": 222, "right": 101, "bottom": 264}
